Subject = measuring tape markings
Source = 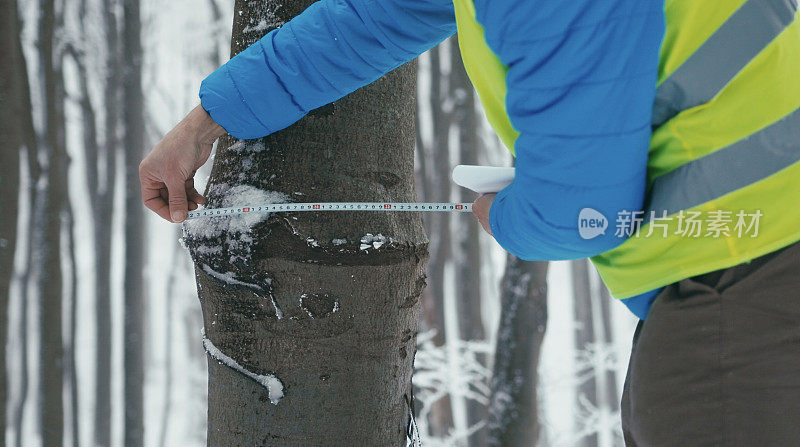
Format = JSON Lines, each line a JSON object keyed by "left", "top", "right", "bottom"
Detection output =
{"left": 186, "top": 202, "right": 474, "bottom": 219}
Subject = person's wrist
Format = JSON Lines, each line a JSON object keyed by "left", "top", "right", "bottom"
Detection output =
{"left": 189, "top": 104, "right": 226, "bottom": 146}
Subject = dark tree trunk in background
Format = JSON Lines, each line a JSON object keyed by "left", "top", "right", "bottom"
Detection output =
{"left": 488, "top": 255, "right": 548, "bottom": 446}
{"left": 94, "top": 1, "right": 121, "bottom": 445}
{"left": 122, "top": 0, "right": 146, "bottom": 445}
{"left": 414, "top": 43, "right": 454, "bottom": 438}
{"left": 64, "top": 201, "right": 80, "bottom": 447}
{"left": 450, "top": 39, "right": 488, "bottom": 447}
{"left": 572, "top": 259, "right": 598, "bottom": 447}
{"left": 185, "top": 1, "right": 427, "bottom": 445}
{"left": 0, "top": 0, "right": 35, "bottom": 443}
{"left": 37, "top": 0, "right": 67, "bottom": 444}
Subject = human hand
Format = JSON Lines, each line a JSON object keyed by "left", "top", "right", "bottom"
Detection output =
{"left": 139, "top": 105, "right": 226, "bottom": 222}
{"left": 472, "top": 193, "right": 496, "bottom": 235}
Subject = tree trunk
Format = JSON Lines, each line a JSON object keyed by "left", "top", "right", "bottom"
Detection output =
{"left": 94, "top": 1, "right": 120, "bottom": 445}
{"left": 449, "top": 38, "right": 489, "bottom": 447}
{"left": 122, "top": 0, "right": 146, "bottom": 445}
{"left": 414, "top": 43, "right": 454, "bottom": 438}
{"left": 487, "top": 255, "right": 548, "bottom": 446}
{"left": 572, "top": 259, "right": 598, "bottom": 447}
{"left": 184, "top": 1, "right": 427, "bottom": 445}
{"left": 0, "top": 0, "right": 33, "bottom": 442}
{"left": 35, "top": 0, "right": 68, "bottom": 443}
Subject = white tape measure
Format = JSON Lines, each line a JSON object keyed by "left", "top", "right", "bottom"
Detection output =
{"left": 186, "top": 202, "right": 474, "bottom": 219}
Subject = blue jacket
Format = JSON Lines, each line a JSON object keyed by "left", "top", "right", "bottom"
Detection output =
{"left": 199, "top": 0, "right": 665, "bottom": 319}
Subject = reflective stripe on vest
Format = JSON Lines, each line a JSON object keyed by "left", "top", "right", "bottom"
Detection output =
{"left": 653, "top": 0, "right": 797, "bottom": 127}
{"left": 592, "top": 1, "right": 800, "bottom": 299}
{"left": 646, "top": 106, "right": 800, "bottom": 220}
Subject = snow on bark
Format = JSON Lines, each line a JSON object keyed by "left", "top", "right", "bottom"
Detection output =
{"left": 200, "top": 263, "right": 283, "bottom": 319}
{"left": 359, "top": 233, "right": 389, "bottom": 251}
{"left": 201, "top": 329, "right": 284, "bottom": 405}
{"left": 182, "top": 183, "right": 288, "bottom": 266}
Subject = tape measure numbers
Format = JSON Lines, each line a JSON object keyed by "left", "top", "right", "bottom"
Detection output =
{"left": 186, "top": 202, "right": 474, "bottom": 219}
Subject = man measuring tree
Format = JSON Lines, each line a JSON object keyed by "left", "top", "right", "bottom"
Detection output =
{"left": 140, "top": 0, "right": 800, "bottom": 444}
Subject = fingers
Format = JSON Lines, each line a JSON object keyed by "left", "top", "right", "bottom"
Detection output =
{"left": 165, "top": 175, "right": 189, "bottom": 223}
{"left": 142, "top": 182, "right": 172, "bottom": 222}
{"left": 186, "top": 181, "right": 206, "bottom": 206}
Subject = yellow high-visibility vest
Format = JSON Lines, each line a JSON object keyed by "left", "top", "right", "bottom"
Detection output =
{"left": 453, "top": 0, "right": 800, "bottom": 298}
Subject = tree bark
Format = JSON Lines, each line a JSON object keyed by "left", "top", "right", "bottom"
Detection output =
{"left": 487, "top": 255, "right": 548, "bottom": 446}
{"left": 36, "top": 0, "right": 68, "bottom": 443}
{"left": 185, "top": 1, "right": 428, "bottom": 445}
{"left": 0, "top": 0, "right": 34, "bottom": 443}
{"left": 94, "top": 1, "right": 121, "bottom": 445}
{"left": 122, "top": 0, "right": 146, "bottom": 445}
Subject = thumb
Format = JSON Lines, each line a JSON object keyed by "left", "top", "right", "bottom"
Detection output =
{"left": 166, "top": 175, "right": 189, "bottom": 223}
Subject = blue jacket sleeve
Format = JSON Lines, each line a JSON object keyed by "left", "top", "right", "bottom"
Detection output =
{"left": 199, "top": 0, "right": 456, "bottom": 139}
{"left": 485, "top": 0, "right": 665, "bottom": 260}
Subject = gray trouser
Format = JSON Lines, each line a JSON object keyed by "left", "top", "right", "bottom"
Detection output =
{"left": 621, "top": 241, "right": 800, "bottom": 446}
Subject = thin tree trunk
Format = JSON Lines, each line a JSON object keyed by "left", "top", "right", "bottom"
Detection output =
{"left": 36, "top": 0, "right": 68, "bottom": 443}
{"left": 0, "top": 0, "right": 31, "bottom": 442}
{"left": 417, "top": 43, "right": 455, "bottom": 438}
{"left": 487, "top": 255, "right": 548, "bottom": 446}
{"left": 158, "top": 233, "right": 181, "bottom": 447}
{"left": 572, "top": 259, "right": 598, "bottom": 447}
{"left": 122, "top": 0, "right": 146, "bottom": 445}
{"left": 449, "top": 38, "right": 489, "bottom": 447}
{"left": 94, "top": 1, "right": 121, "bottom": 445}
{"left": 65, "top": 197, "right": 80, "bottom": 447}
{"left": 185, "top": 2, "right": 427, "bottom": 444}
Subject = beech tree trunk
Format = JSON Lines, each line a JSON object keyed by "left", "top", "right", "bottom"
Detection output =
{"left": 414, "top": 43, "right": 454, "bottom": 438}
{"left": 0, "top": 0, "right": 34, "bottom": 442}
{"left": 122, "top": 0, "right": 146, "bottom": 445}
{"left": 35, "top": 0, "right": 68, "bottom": 444}
{"left": 94, "top": 1, "right": 121, "bottom": 444}
{"left": 488, "top": 255, "right": 548, "bottom": 446}
{"left": 450, "top": 39, "right": 489, "bottom": 447}
{"left": 186, "top": 1, "right": 427, "bottom": 445}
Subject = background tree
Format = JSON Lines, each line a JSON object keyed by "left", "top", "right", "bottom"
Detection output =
{"left": 94, "top": 1, "right": 122, "bottom": 444}
{"left": 488, "top": 256, "right": 548, "bottom": 446}
{"left": 0, "top": 0, "right": 36, "bottom": 442}
{"left": 572, "top": 258, "right": 621, "bottom": 446}
{"left": 122, "top": 0, "right": 146, "bottom": 445}
{"left": 35, "top": 0, "right": 68, "bottom": 443}
{"left": 183, "top": 0, "right": 427, "bottom": 444}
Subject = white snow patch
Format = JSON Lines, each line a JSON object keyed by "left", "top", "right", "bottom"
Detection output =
{"left": 183, "top": 184, "right": 289, "bottom": 265}
{"left": 184, "top": 184, "right": 288, "bottom": 238}
{"left": 228, "top": 139, "right": 266, "bottom": 153}
{"left": 202, "top": 330, "right": 284, "bottom": 404}
{"left": 243, "top": 19, "right": 270, "bottom": 34}
{"left": 360, "top": 233, "right": 388, "bottom": 251}
{"left": 332, "top": 238, "right": 347, "bottom": 246}
{"left": 306, "top": 237, "right": 319, "bottom": 248}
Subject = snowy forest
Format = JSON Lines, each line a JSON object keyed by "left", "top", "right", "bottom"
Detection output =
{"left": 0, "top": 0, "right": 639, "bottom": 445}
